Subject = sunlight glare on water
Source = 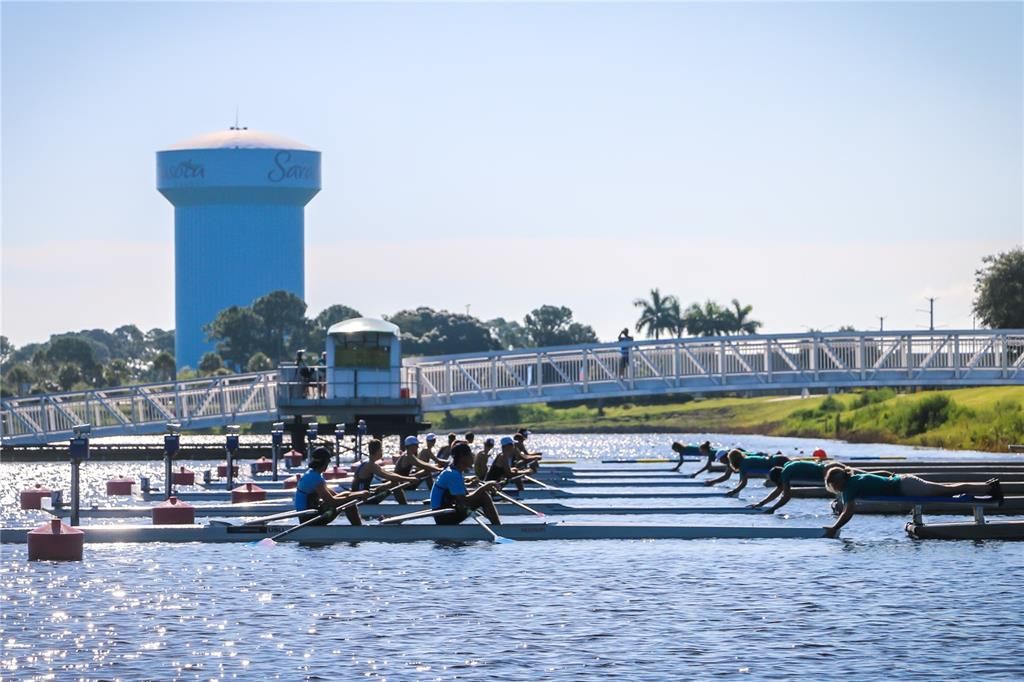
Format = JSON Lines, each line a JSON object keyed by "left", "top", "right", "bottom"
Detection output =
{"left": 2, "top": 433, "right": 1023, "bottom": 680}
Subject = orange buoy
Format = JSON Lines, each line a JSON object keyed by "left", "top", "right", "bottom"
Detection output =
{"left": 28, "top": 519, "right": 84, "bottom": 561}
{"left": 106, "top": 477, "right": 135, "bottom": 496}
{"left": 254, "top": 457, "right": 273, "bottom": 473}
{"left": 152, "top": 496, "right": 196, "bottom": 525}
{"left": 323, "top": 466, "right": 347, "bottom": 480}
{"left": 20, "top": 484, "right": 53, "bottom": 510}
{"left": 217, "top": 463, "right": 239, "bottom": 478}
{"left": 283, "top": 474, "right": 300, "bottom": 490}
{"left": 172, "top": 466, "right": 196, "bottom": 485}
{"left": 231, "top": 483, "right": 267, "bottom": 504}
{"left": 285, "top": 451, "right": 304, "bottom": 467}
{"left": 812, "top": 448, "right": 828, "bottom": 459}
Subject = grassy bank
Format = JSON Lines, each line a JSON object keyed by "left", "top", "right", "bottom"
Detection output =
{"left": 427, "top": 386, "right": 1024, "bottom": 452}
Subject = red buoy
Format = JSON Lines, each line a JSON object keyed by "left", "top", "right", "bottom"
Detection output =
{"left": 106, "top": 477, "right": 135, "bottom": 496}
{"left": 323, "top": 466, "right": 348, "bottom": 480}
{"left": 285, "top": 451, "right": 304, "bottom": 467}
{"left": 28, "top": 519, "right": 84, "bottom": 561}
{"left": 20, "top": 484, "right": 53, "bottom": 510}
{"left": 283, "top": 474, "right": 300, "bottom": 490}
{"left": 217, "top": 463, "right": 239, "bottom": 478}
{"left": 231, "top": 483, "right": 267, "bottom": 504}
{"left": 812, "top": 448, "right": 828, "bottom": 459}
{"left": 254, "top": 457, "right": 273, "bottom": 473}
{"left": 152, "top": 496, "right": 196, "bottom": 525}
{"left": 172, "top": 466, "right": 195, "bottom": 485}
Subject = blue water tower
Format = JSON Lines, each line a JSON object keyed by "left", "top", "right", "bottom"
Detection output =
{"left": 157, "top": 128, "right": 321, "bottom": 370}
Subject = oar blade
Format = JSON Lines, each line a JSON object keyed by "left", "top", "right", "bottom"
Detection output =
{"left": 255, "top": 537, "right": 278, "bottom": 548}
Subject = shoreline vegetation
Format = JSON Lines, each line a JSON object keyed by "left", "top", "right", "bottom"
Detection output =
{"left": 428, "top": 386, "right": 1024, "bottom": 453}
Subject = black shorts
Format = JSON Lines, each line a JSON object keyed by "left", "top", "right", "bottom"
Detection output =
{"left": 433, "top": 507, "right": 470, "bottom": 525}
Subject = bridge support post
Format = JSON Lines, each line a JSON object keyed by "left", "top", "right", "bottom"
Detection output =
{"left": 225, "top": 426, "right": 239, "bottom": 491}
{"left": 271, "top": 422, "right": 284, "bottom": 482}
{"left": 163, "top": 424, "right": 180, "bottom": 501}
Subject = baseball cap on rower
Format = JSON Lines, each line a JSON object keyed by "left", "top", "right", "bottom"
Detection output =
{"left": 500, "top": 436, "right": 515, "bottom": 447}
{"left": 715, "top": 449, "right": 730, "bottom": 462}
{"left": 425, "top": 433, "right": 437, "bottom": 442}
{"left": 404, "top": 435, "right": 419, "bottom": 447}
{"left": 484, "top": 438, "right": 495, "bottom": 446}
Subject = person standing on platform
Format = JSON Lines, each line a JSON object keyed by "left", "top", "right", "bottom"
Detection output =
{"left": 618, "top": 328, "right": 633, "bottom": 378}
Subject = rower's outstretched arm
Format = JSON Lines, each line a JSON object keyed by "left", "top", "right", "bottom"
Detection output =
{"left": 373, "top": 461, "right": 418, "bottom": 485}
{"left": 687, "top": 458, "right": 712, "bottom": 478}
{"left": 824, "top": 500, "right": 855, "bottom": 538}
{"left": 704, "top": 469, "right": 733, "bottom": 486}
{"left": 749, "top": 485, "right": 782, "bottom": 509}
{"left": 767, "top": 484, "right": 794, "bottom": 513}
{"left": 724, "top": 474, "right": 749, "bottom": 497}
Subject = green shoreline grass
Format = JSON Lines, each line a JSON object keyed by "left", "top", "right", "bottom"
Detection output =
{"left": 427, "top": 386, "right": 1024, "bottom": 452}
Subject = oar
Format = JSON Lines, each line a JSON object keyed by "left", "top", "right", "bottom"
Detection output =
{"left": 472, "top": 510, "right": 514, "bottom": 544}
{"left": 379, "top": 507, "right": 456, "bottom": 524}
{"left": 493, "top": 489, "right": 544, "bottom": 517}
{"left": 255, "top": 497, "right": 363, "bottom": 547}
{"left": 523, "top": 474, "right": 556, "bottom": 490}
{"left": 242, "top": 508, "right": 317, "bottom": 526}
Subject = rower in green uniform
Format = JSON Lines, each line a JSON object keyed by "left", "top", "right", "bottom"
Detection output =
{"left": 704, "top": 449, "right": 789, "bottom": 496}
{"left": 749, "top": 460, "right": 843, "bottom": 512}
{"left": 294, "top": 447, "right": 370, "bottom": 525}
{"left": 671, "top": 440, "right": 713, "bottom": 474}
{"left": 351, "top": 438, "right": 419, "bottom": 502}
{"left": 431, "top": 442, "right": 502, "bottom": 525}
{"left": 823, "top": 466, "right": 1003, "bottom": 538}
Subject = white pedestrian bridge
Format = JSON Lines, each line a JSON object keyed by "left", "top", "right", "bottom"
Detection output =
{"left": 3, "top": 330, "right": 1022, "bottom": 445}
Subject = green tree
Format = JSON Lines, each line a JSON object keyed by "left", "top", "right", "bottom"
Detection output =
{"left": 45, "top": 336, "right": 101, "bottom": 384}
{"left": 246, "top": 352, "right": 274, "bottom": 372}
{"left": 387, "top": 308, "right": 500, "bottom": 355}
{"left": 198, "top": 352, "right": 225, "bottom": 375}
{"left": 681, "top": 300, "right": 730, "bottom": 336}
{"left": 0, "top": 336, "right": 13, "bottom": 367}
{"left": 523, "top": 305, "right": 598, "bottom": 347}
{"left": 57, "top": 364, "right": 82, "bottom": 391}
{"left": 150, "top": 351, "right": 177, "bottom": 382}
{"left": 1, "top": 364, "right": 33, "bottom": 396}
{"left": 633, "top": 288, "right": 681, "bottom": 339}
{"left": 252, "top": 290, "right": 309, "bottom": 362}
{"left": 145, "top": 328, "right": 175, "bottom": 358}
{"left": 205, "top": 306, "right": 266, "bottom": 370}
{"left": 308, "top": 304, "right": 362, "bottom": 351}
{"left": 974, "top": 247, "right": 1024, "bottom": 328}
{"left": 114, "top": 325, "right": 146, "bottom": 361}
{"left": 487, "top": 317, "right": 530, "bottom": 349}
{"left": 103, "top": 359, "right": 132, "bottom": 387}
{"left": 722, "top": 299, "right": 762, "bottom": 335}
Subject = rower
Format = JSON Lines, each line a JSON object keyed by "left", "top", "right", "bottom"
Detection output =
{"left": 474, "top": 437, "right": 495, "bottom": 481}
{"left": 352, "top": 438, "right": 418, "bottom": 499}
{"left": 487, "top": 436, "right": 532, "bottom": 492}
{"left": 671, "top": 440, "right": 713, "bottom": 474}
{"left": 512, "top": 431, "right": 542, "bottom": 471}
{"left": 720, "top": 450, "right": 790, "bottom": 497}
{"left": 394, "top": 436, "right": 444, "bottom": 499}
{"left": 431, "top": 442, "right": 501, "bottom": 525}
{"left": 436, "top": 432, "right": 458, "bottom": 461}
{"left": 823, "top": 466, "right": 1003, "bottom": 538}
{"left": 420, "top": 433, "right": 445, "bottom": 467}
{"left": 465, "top": 432, "right": 476, "bottom": 447}
{"left": 749, "top": 460, "right": 845, "bottom": 512}
{"left": 295, "top": 447, "right": 369, "bottom": 526}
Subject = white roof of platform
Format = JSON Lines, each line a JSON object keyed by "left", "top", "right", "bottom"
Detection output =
{"left": 327, "top": 318, "right": 400, "bottom": 336}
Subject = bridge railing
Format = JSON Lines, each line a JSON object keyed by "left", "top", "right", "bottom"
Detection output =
{"left": 404, "top": 330, "right": 1024, "bottom": 410}
{"left": 1, "top": 372, "right": 279, "bottom": 444}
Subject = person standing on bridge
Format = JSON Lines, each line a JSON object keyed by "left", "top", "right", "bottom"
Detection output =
{"left": 618, "top": 329, "right": 633, "bottom": 378}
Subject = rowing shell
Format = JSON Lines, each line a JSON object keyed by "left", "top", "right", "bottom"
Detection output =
{"left": 0, "top": 522, "right": 828, "bottom": 544}
{"left": 49, "top": 503, "right": 767, "bottom": 519}
{"left": 143, "top": 488, "right": 726, "bottom": 503}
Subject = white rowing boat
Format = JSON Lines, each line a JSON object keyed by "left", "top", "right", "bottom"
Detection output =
{"left": 198, "top": 477, "right": 709, "bottom": 491}
{"left": 142, "top": 488, "right": 726, "bottom": 503}
{"left": 0, "top": 521, "right": 828, "bottom": 544}
{"left": 48, "top": 502, "right": 766, "bottom": 519}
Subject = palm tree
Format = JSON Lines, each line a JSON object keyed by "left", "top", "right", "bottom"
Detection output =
{"left": 682, "top": 300, "right": 731, "bottom": 336}
{"left": 723, "top": 299, "right": 762, "bottom": 335}
{"left": 633, "top": 289, "right": 681, "bottom": 339}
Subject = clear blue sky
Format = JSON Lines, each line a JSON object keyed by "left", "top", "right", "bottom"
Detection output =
{"left": 2, "top": 1, "right": 1022, "bottom": 346}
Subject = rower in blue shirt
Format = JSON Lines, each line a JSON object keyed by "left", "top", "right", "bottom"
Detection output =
{"left": 295, "top": 447, "right": 370, "bottom": 525}
{"left": 431, "top": 442, "right": 502, "bottom": 525}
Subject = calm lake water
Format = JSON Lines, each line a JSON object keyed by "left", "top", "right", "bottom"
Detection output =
{"left": 2, "top": 433, "right": 1023, "bottom": 680}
